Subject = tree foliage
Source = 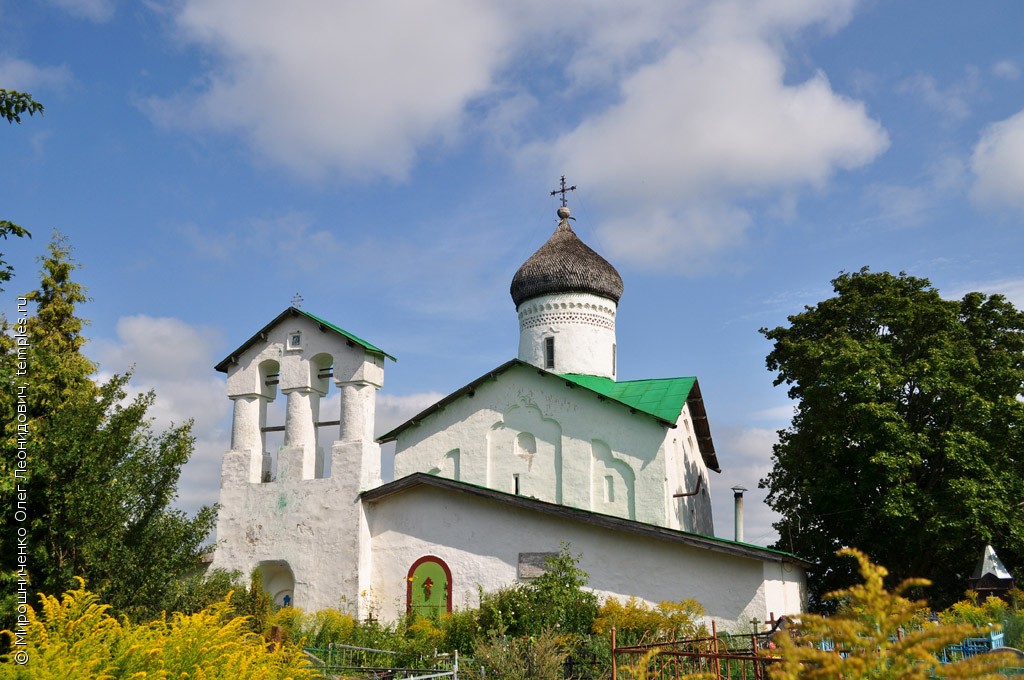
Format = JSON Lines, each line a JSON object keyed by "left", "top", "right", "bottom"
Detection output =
{"left": 760, "top": 269, "right": 1024, "bottom": 607}
{"left": 0, "top": 235, "right": 216, "bottom": 626}
{"left": 768, "top": 548, "right": 1017, "bottom": 680}
{"left": 477, "top": 545, "right": 598, "bottom": 638}
{"left": 0, "top": 88, "right": 40, "bottom": 290}
{"left": 0, "top": 89, "right": 43, "bottom": 124}
{"left": 0, "top": 222, "right": 30, "bottom": 295}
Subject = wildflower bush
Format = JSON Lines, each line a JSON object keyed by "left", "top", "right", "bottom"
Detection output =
{"left": 0, "top": 579, "right": 312, "bottom": 679}
{"left": 768, "top": 548, "right": 1017, "bottom": 680}
{"left": 593, "top": 595, "right": 707, "bottom": 645}
{"left": 471, "top": 628, "right": 568, "bottom": 680}
{"left": 940, "top": 587, "right": 1024, "bottom": 650}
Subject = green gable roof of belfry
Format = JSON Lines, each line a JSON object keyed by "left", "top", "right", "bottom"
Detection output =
{"left": 214, "top": 307, "right": 395, "bottom": 373}
{"left": 377, "top": 359, "right": 719, "bottom": 472}
{"left": 295, "top": 309, "right": 395, "bottom": 361}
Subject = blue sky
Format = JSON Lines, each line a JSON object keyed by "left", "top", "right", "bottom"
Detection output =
{"left": 3, "top": 0, "right": 1024, "bottom": 548}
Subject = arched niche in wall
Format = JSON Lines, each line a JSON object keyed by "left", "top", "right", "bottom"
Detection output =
{"left": 406, "top": 555, "right": 452, "bottom": 619}
{"left": 591, "top": 439, "right": 635, "bottom": 520}
{"left": 428, "top": 449, "right": 461, "bottom": 480}
{"left": 487, "top": 403, "right": 562, "bottom": 503}
{"left": 257, "top": 559, "right": 295, "bottom": 608}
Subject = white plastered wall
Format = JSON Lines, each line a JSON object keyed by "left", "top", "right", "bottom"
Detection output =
{"left": 663, "top": 402, "right": 714, "bottom": 535}
{"left": 365, "top": 484, "right": 805, "bottom": 630}
{"left": 393, "top": 364, "right": 714, "bottom": 532}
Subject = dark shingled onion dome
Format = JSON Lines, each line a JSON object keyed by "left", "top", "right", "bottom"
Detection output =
{"left": 510, "top": 206, "right": 624, "bottom": 308}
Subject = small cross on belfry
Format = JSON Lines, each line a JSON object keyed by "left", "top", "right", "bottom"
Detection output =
{"left": 550, "top": 175, "right": 577, "bottom": 207}
{"left": 291, "top": 293, "right": 304, "bottom": 309}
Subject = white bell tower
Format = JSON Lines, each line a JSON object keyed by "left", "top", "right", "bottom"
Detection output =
{"left": 211, "top": 306, "right": 393, "bottom": 614}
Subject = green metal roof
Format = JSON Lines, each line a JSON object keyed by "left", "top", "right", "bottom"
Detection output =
{"left": 559, "top": 374, "right": 697, "bottom": 423}
{"left": 214, "top": 307, "right": 395, "bottom": 372}
{"left": 295, "top": 309, "right": 395, "bottom": 361}
{"left": 378, "top": 360, "right": 719, "bottom": 472}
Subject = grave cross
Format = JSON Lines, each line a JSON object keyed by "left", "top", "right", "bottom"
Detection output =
{"left": 550, "top": 175, "right": 577, "bottom": 207}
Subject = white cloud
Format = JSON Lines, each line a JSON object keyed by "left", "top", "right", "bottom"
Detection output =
{"left": 552, "top": 41, "right": 886, "bottom": 201}
{"left": 149, "top": 0, "right": 511, "bottom": 181}
{"left": 711, "top": 426, "right": 780, "bottom": 545}
{"left": 597, "top": 203, "right": 752, "bottom": 272}
{"left": 539, "top": 12, "right": 887, "bottom": 270}
{"left": 0, "top": 57, "right": 72, "bottom": 93}
{"left": 46, "top": 0, "right": 116, "bottom": 22}
{"left": 89, "top": 315, "right": 229, "bottom": 515}
{"left": 862, "top": 183, "right": 929, "bottom": 227}
{"left": 993, "top": 60, "right": 1020, "bottom": 81}
{"left": 752, "top": 404, "right": 796, "bottom": 423}
{"left": 150, "top": 0, "right": 886, "bottom": 268}
{"left": 93, "top": 315, "right": 224, "bottom": 381}
{"left": 896, "top": 72, "right": 976, "bottom": 122}
{"left": 375, "top": 392, "right": 447, "bottom": 437}
{"left": 950, "top": 277, "right": 1024, "bottom": 310}
{"left": 970, "top": 109, "right": 1024, "bottom": 214}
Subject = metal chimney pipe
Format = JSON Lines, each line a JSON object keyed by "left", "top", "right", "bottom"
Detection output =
{"left": 731, "top": 486, "right": 747, "bottom": 542}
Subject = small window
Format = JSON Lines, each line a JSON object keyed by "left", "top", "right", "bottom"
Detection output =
{"left": 513, "top": 473, "right": 521, "bottom": 495}
{"left": 612, "top": 343, "right": 616, "bottom": 376}
{"left": 288, "top": 331, "right": 302, "bottom": 349}
{"left": 544, "top": 337, "right": 555, "bottom": 369}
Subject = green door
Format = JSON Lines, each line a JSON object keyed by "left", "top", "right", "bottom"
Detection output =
{"left": 408, "top": 557, "right": 450, "bottom": 619}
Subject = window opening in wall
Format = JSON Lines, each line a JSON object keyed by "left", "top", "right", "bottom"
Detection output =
{"left": 513, "top": 473, "right": 520, "bottom": 495}
{"left": 544, "top": 336, "right": 555, "bottom": 369}
{"left": 612, "top": 343, "right": 616, "bottom": 376}
{"left": 605, "top": 475, "right": 615, "bottom": 502}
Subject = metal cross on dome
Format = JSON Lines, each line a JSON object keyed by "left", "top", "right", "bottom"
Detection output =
{"left": 550, "top": 175, "right": 577, "bottom": 207}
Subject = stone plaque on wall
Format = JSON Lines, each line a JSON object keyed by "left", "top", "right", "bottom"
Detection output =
{"left": 518, "top": 552, "right": 558, "bottom": 579}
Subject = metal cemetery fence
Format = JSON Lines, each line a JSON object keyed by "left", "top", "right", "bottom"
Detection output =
{"left": 305, "top": 643, "right": 459, "bottom": 679}
{"left": 611, "top": 623, "right": 776, "bottom": 680}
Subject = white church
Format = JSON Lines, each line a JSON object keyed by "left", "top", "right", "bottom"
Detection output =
{"left": 210, "top": 199, "right": 808, "bottom": 628}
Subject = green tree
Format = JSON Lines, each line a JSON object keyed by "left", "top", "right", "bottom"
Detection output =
{"left": 760, "top": 269, "right": 1024, "bottom": 608}
{"left": 0, "top": 89, "right": 44, "bottom": 124}
{"left": 0, "top": 88, "right": 41, "bottom": 291}
{"left": 0, "top": 235, "right": 216, "bottom": 625}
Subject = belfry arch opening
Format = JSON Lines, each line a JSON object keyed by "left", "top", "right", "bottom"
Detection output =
{"left": 258, "top": 359, "right": 281, "bottom": 482}
{"left": 311, "top": 352, "right": 335, "bottom": 478}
